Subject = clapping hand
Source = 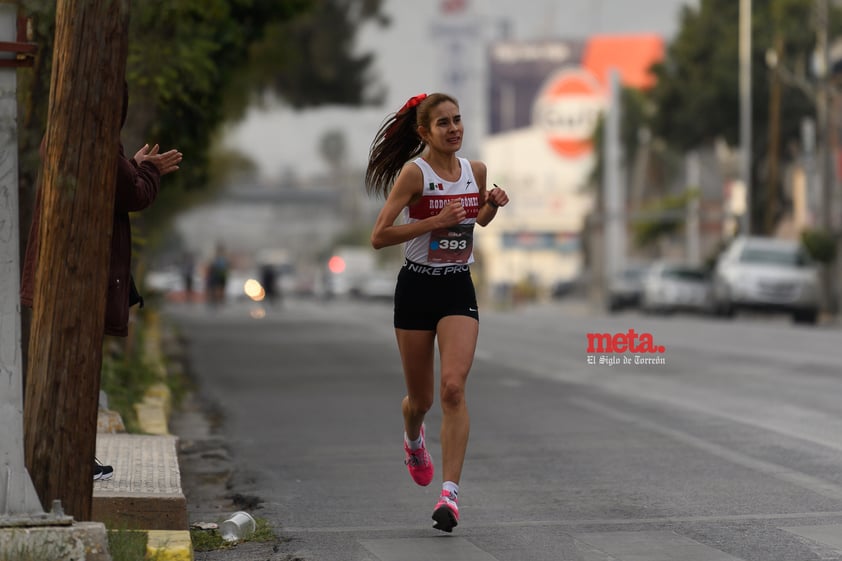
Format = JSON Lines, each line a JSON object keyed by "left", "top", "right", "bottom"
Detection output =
{"left": 134, "top": 143, "right": 183, "bottom": 176}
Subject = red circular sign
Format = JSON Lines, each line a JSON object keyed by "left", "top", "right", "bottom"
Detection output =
{"left": 532, "top": 69, "right": 605, "bottom": 159}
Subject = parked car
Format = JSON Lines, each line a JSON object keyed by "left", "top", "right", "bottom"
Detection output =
{"left": 641, "top": 261, "right": 712, "bottom": 314}
{"left": 551, "top": 278, "right": 579, "bottom": 299}
{"left": 323, "top": 246, "right": 377, "bottom": 298}
{"left": 606, "top": 263, "right": 649, "bottom": 312}
{"left": 711, "top": 236, "right": 820, "bottom": 324}
{"left": 355, "top": 269, "right": 396, "bottom": 301}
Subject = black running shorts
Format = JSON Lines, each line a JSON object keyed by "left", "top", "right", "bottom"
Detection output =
{"left": 393, "top": 259, "right": 479, "bottom": 330}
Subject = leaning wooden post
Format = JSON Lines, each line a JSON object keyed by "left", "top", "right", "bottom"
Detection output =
{"left": 23, "top": 0, "right": 129, "bottom": 520}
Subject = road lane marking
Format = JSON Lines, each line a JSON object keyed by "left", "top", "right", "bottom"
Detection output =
{"left": 490, "top": 345, "right": 842, "bottom": 456}
{"left": 782, "top": 524, "right": 842, "bottom": 551}
{"left": 573, "top": 530, "right": 744, "bottom": 561}
{"left": 280, "top": 510, "right": 842, "bottom": 534}
{"left": 582, "top": 373, "right": 842, "bottom": 455}
{"left": 573, "top": 397, "right": 842, "bottom": 502}
{"left": 359, "top": 538, "right": 499, "bottom": 561}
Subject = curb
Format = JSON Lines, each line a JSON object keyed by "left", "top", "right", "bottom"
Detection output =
{"left": 138, "top": 311, "right": 173, "bottom": 436}
{"left": 147, "top": 529, "right": 193, "bottom": 561}
{"left": 138, "top": 313, "right": 193, "bottom": 560}
{"left": 96, "top": 311, "right": 193, "bottom": 560}
{"left": 135, "top": 381, "right": 172, "bottom": 436}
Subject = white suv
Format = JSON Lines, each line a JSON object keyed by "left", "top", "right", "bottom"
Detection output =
{"left": 712, "top": 236, "right": 821, "bottom": 324}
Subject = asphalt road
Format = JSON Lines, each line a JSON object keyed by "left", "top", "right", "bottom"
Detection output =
{"left": 166, "top": 296, "right": 842, "bottom": 561}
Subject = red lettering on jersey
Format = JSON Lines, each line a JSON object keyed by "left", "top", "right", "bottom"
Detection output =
{"left": 408, "top": 194, "right": 480, "bottom": 220}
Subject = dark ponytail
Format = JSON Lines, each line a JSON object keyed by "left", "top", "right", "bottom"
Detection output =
{"left": 365, "top": 92, "right": 458, "bottom": 198}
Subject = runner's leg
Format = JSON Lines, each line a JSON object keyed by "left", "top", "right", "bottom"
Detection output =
{"left": 435, "top": 315, "right": 478, "bottom": 484}
{"left": 395, "top": 328, "right": 436, "bottom": 440}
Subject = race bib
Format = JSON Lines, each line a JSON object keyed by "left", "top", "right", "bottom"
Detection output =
{"left": 428, "top": 223, "right": 474, "bottom": 263}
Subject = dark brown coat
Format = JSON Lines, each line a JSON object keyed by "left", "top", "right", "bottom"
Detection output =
{"left": 20, "top": 145, "right": 161, "bottom": 337}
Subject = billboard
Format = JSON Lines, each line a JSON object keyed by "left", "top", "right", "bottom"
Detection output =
{"left": 478, "top": 35, "right": 664, "bottom": 293}
{"left": 488, "top": 35, "right": 664, "bottom": 143}
{"left": 487, "top": 40, "right": 585, "bottom": 135}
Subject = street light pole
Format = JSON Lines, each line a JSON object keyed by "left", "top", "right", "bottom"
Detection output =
{"left": 815, "top": 0, "right": 837, "bottom": 315}
{"left": 739, "top": 0, "right": 753, "bottom": 235}
{"left": 816, "top": 0, "right": 833, "bottom": 232}
{"left": 0, "top": 4, "right": 47, "bottom": 523}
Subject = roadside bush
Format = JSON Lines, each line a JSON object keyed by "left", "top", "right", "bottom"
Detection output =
{"left": 99, "top": 312, "right": 186, "bottom": 433}
{"left": 801, "top": 228, "right": 837, "bottom": 264}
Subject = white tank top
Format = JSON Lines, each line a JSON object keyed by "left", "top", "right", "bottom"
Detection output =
{"left": 403, "top": 157, "right": 480, "bottom": 266}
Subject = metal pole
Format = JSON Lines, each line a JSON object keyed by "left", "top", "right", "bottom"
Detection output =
{"left": 801, "top": 117, "right": 818, "bottom": 223}
{"left": 817, "top": 0, "right": 833, "bottom": 232}
{"left": 603, "top": 69, "right": 625, "bottom": 283}
{"left": 739, "top": 0, "right": 753, "bottom": 235}
{"left": 686, "top": 151, "right": 702, "bottom": 266}
{"left": 0, "top": 4, "right": 46, "bottom": 522}
{"left": 816, "top": 0, "right": 838, "bottom": 315}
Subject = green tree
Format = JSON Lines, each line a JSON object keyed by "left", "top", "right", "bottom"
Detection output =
{"left": 590, "top": 86, "right": 679, "bottom": 202}
{"left": 17, "top": 0, "right": 388, "bottom": 354}
{"left": 18, "top": 0, "right": 388, "bottom": 231}
{"left": 589, "top": 84, "right": 683, "bottom": 249}
{"left": 15, "top": 0, "right": 389, "bottom": 446}
{"left": 245, "top": 0, "right": 388, "bottom": 110}
{"left": 632, "top": 189, "right": 701, "bottom": 248}
{"left": 124, "top": 0, "right": 387, "bottom": 232}
{"left": 645, "top": 0, "right": 839, "bottom": 234}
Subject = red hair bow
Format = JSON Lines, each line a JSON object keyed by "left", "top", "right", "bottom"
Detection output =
{"left": 398, "top": 93, "right": 427, "bottom": 115}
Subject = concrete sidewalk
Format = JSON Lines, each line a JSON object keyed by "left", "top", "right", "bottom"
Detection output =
{"left": 93, "top": 433, "right": 187, "bottom": 531}
{"left": 1, "top": 318, "right": 194, "bottom": 561}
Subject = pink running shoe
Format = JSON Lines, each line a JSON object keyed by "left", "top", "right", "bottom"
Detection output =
{"left": 403, "top": 425, "right": 434, "bottom": 486}
{"left": 432, "top": 490, "right": 459, "bottom": 532}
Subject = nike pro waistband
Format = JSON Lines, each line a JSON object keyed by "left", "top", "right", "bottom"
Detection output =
{"left": 402, "top": 259, "right": 471, "bottom": 276}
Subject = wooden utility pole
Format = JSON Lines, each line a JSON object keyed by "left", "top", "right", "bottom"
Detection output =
{"left": 23, "top": 0, "right": 129, "bottom": 520}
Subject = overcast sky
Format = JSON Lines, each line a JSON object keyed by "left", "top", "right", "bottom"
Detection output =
{"left": 223, "top": 0, "right": 697, "bottom": 180}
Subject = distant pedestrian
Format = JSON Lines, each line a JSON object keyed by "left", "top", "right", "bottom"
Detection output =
{"left": 260, "top": 263, "right": 280, "bottom": 306}
{"left": 206, "top": 243, "right": 229, "bottom": 306}
{"left": 365, "top": 92, "right": 509, "bottom": 532}
{"left": 182, "top": 251, "right": 196, "bottom": 302}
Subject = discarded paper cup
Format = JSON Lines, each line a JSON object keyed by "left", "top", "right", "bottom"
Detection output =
{"left": 220, "top": 511, "right": 256, "bottom": 542}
